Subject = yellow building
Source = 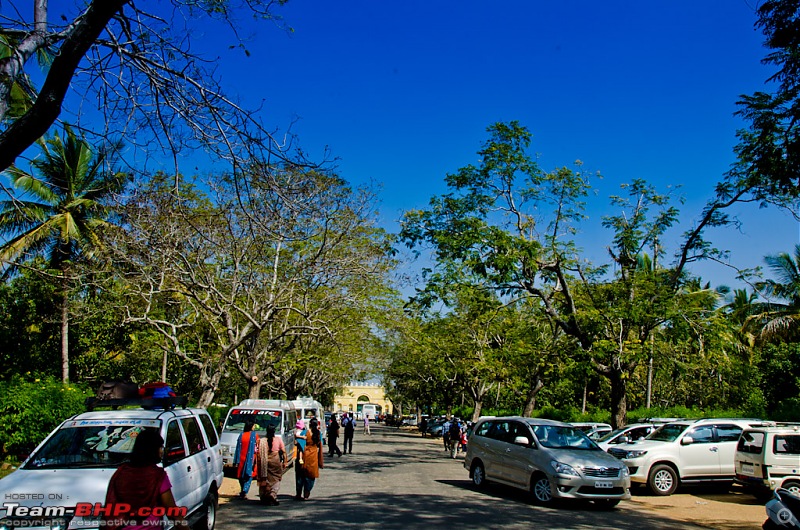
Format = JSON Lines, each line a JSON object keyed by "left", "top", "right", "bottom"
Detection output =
{"left": 333, "top": 384, "right": 392, "bottom": 418}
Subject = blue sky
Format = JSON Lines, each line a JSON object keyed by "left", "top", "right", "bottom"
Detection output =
{"left": 166, "top": 2, "right": 799, "bottom": 290}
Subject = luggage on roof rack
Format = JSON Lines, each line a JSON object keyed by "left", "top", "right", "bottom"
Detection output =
{"left": 84, "top": 396, "right": 189, "bottom": 411}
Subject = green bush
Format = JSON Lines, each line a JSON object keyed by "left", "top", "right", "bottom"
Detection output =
{"left": 0, "top": 376, "right": 92, "bottom": 458}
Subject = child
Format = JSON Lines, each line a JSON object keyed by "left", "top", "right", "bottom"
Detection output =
{"left": 294, "top": 419, "right": 307, "bottom": 465}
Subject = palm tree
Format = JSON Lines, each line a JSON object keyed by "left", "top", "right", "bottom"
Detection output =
{"left": 0, "top": 125, "right": 128, "bottom": 382}
{"left": 754, "top": 244, "right": 800, "bottom": 342}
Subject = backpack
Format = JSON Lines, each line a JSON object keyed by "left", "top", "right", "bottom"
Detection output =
{"left": 138, "top": 382, "right": 177, "bottom": 399}
{"left": 449, "top": 421, "right": 461, "bottom": 439}
{"left": 96, "top": 381, "right": 139, "bottom": 401}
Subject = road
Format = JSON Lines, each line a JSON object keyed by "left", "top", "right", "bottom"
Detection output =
{"left": 217, "top": 424, "right": 766, "bottom": 529}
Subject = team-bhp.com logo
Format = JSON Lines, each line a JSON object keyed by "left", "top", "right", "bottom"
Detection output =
{"left": 2, "top": 502, "right": 187, "bottom": 526}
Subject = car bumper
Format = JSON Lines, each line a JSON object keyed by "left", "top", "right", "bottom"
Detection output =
{"left": 550, "top": 474, "right": 632, "bottom": 500}
{"left": 620, "top": 459, "right": 648, "bottom": 483}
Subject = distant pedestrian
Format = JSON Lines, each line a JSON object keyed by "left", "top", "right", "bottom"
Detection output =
{"left": 295, "top": 418, "right": 324, "bottom": 500}
{"left": 234, "top": 421, "right": 259, "bottom": 499}
{"left": 449, "top": 419, "right": 463, "bottom": 459}
{"left": 257, "top": 424, "right": 285, "bottom": 505}
{"left": 363, "top": 414, "right": 371, "bottom": 435}
{"left": 442, "top": 418, "right": 452, "bottom": 452}
{"left": 342, "top": 413, "right": 355, "bottom": 454}
{"left": 327, "top": 416, "right": 342, "bottom": 457}
{"left": 419, "top": 417, "right": 428, "bottom": 437}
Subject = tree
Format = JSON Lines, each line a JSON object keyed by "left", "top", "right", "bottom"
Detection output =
{"left": 755, "top": 244, "right": 800, "bottom": 341}
{"left": 732, "top": 0, "right": 800, "bottom": 196}
{"left": 0, "top": 126, "right": 128, "bottom": 382}
{"left": 0, "top": 0, "right": 299, "bottom": 178}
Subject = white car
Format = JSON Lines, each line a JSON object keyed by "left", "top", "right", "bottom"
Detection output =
{"left": 0, "top": 397, "right": 223, "bottom": 529}
{"left": 608, "top": 418, "right": 766, "bottom": 495}
{"left": 735, "top": 424, "right": 800, "bottom": 499}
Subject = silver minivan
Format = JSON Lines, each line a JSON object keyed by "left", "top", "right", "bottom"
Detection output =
{"left": 464, "top": 416, "right": 631, "bottom": 508}
{"left": 220, "top": 399, "right": 298, "bottom": 471}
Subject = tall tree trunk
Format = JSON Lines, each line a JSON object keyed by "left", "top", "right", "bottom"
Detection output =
{"left": 610, "top": 369, "right": 627, "bottom": 429}
{"left": 248, "top": 376, "right": 262, "bottom": 399}
{"left": 522, "top": 375, "right": 545, "bottom": 417}
{"left": 60, "top": 278, "right": 69, "bottom": 383}
{"left": 472, "top": 399, "right": 483, "bottom": 422}
{"left": 196, "top": 358, "right": 226, "bottom": 408}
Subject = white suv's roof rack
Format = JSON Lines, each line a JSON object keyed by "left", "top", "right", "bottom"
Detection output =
{"left": 84, "top": 396, "right": 189, "bottom": 411}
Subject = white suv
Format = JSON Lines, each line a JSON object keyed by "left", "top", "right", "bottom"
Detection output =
{"left": 735, "top": 424, "right": 800, "bottom": 499}
{"left": 608, "top": 418, "right": 765, "bottom": 495}
{"left": 0, "top": 397, "right": 223, "bottom": 529}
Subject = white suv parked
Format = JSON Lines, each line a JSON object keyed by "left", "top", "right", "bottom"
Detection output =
{"left": 608, "top": 418, "right": 765, "bottom": 495}
{"left": 0, "top": 397, "right": 223, "bottom": 529}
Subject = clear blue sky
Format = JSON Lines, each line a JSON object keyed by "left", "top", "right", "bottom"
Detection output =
{"left": 192, "top": 1, "right": 797, "bottom": 291}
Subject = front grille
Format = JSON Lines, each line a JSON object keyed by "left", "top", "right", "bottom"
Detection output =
{"left": 583, "top": 467, "right": 621, "bottom": 478}
{"left": 578, "top": 486, "right": 626, "bottom": 495}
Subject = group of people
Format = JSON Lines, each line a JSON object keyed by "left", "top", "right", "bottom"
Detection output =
{"left": 325, "top": 412, "right": 357, "bottom": 456}
{"left": 234, "top": 418, "right": 325, "bottom": 504}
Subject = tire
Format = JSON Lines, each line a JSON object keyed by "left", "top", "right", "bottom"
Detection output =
{"left": 592, "top": 499, "right": 620, "bottom": 510}
{"left": 782, "top": 481, "right": 800, "bottom": 496}
{"left": 193, "top": 490, "right": 218, "bottom": 530}
{"left": 648, "top": 464, "right": 678, "bottom": 496}
{"left": 471, "top": 461, "right": 488, "bottom": 488}
{"left": 531, "top": 473, "right": 553, "bottom": 504}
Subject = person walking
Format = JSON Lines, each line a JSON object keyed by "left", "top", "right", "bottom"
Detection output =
{"left": 233, "top": 421, "right": 259, "bottom": 499}
{"left": 257, "top": 424, "right": 285, "bottom": 506}
{"left": 104, "top": 429, "right": 185, "bottom": 530}
{"left": 327, "top": 416, "right": 342, "bottom": 457}
{"left": 442, "top": 418, "right": 452, "bottom": 452}
{"left": 419, "top": 416, "right": 428, "bottom": 437}
{"left": 449, "top": 418, "right": 463, "bottom": 459}
{"left": 295, "top": 418, "right": 324, "bottom": 500}
{"left": 342, "top": 413, "right": 355, "bottom": 454}
{"left": 363, "top": 414, "right": 371, "bottom": 435}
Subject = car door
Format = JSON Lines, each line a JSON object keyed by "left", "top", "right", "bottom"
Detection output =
{"left": 679, "top": 424, "right": 720, "bottom": 478}
{"left": 503, "top": 421, "right": 536, "bottom": 487}
{"left": 163, "top": 419, "right": 198, "bottom": 513}
{"left": 180, "top": 416, "right": 210, "bottom": 510}
{"left": 482, "top": 420, "right": 511, "bottom": 483}
{"left": 714, "top": 423, "right": 744, "bottom": 477}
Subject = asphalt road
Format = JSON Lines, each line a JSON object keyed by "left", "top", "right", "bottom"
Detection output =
{"left": 216, "top": 424, "right": 765, "bottom": 530}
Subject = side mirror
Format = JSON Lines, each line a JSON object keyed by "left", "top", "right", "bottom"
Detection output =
{"left": 513, "top": 436, "right": 530, "bottom": 446}
{"left": 681, "top": 436, "right": 694, "bottom": 446}
{"left": 618, "top": 436, "right": 630, "bottom": 444}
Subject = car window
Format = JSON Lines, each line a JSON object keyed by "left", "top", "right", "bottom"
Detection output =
{"left": 474, "top": 421, "right": 491, "bottom": 438}
{"left": 164, "top": 420, "right": 187, "bottom": 465}
{"left": 507, "top": 421, "right": 532, "bottom": 444}
{"left": 774, "top": 434, "right": 800, "bottom": 455}
{"left": 628, "top": 426, "right": 652, "bottom": 441}
{"left": 23, "top": 425, "right": 157, "bottom": 469}
{"left": 738, "top": 431, "right": 765, "bottom": 454}
{"left": 486, "top": 421, "right": 510, "bottom": 441}
{"left": 199, "top": 414, "right": 219, "bottom": 446}
{"left": 715, "top": 424, "right": 743, "bottom": 443}
{"left": 687, "top": 425, "right": 714, "bottom": 444}
{"left": 181, "top": 417, "right": 206, "bottom": 455}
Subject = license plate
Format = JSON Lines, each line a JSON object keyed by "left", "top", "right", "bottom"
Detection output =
{"left": 741, "top": 463, "right": 755, "bottom": 476}
{"left": 595, "top": 481, "right": 613, "bottom": 489}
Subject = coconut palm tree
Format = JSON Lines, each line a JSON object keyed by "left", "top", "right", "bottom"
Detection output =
{"left": 0, "top": 125, "right": 128, "bottom": 382}
{"left": 754, "top": 244, "right": 800, "bottom": 342}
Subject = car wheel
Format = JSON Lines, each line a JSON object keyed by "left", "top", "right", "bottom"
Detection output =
{"left": 193, "top": 490, "right": 218, "bottom": 530}
{"left": 782, "top": 481, "right": 800, "bottom": 496}
{"left": 648, "top": 464, "right": 678, "bottom": 496}
{"left": 531, "top": 473, "right": 553, "bottom": 504}
{"left": 592, "top": 499, "right": 620, "bottom": 510}
{"left": 471, "top": 461, "right": 488, "bottom": 488}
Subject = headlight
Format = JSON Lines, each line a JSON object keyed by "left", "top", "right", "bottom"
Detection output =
{"left": 620, "top": 466, "right": 630, "bottom": 477}
{"left": 550, "top": 460, "right": 580, "bottom": 476}
{"left": 624, "top": 450, "right": 648, "bottom": 459}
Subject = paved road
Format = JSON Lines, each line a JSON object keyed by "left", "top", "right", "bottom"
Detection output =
{"left": 216, "top": 424, "right": 761, "bottom": 530}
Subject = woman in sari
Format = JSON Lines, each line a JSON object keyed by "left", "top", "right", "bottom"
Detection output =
{"left": 233, "top": 421, "right": 259, "bottom": 499}
{"left": 295, "top": 418, "right": 324, "bottom": 500}
{"left": 257, "top": 424, "right": 285, "bottom": 505}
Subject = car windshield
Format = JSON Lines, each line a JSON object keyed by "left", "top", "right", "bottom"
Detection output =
{"left": 647, "top": 423, "right": 689, "bottom": 442}
{"left": 24, "top": 423, "right": 160, "bottom": 469}
{"left": 532, "top": 425, "right": 599, "bottom": 450}
{"left": 223, "top": 409, "right": 282, "bottom": 434}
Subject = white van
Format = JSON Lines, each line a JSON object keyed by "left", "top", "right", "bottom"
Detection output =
{"left": 220, "top": 399, "right": 297, "bottom": 471}
{"left": 292, "top": 396, "right": 326, "bottom": 439}
{"left": 735, "top": 424, "right": 800, "bottom": 498}
{"left": 361, "top": 403, "right": 379, "bottom": 421}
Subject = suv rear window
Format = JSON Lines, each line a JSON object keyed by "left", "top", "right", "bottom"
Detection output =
{"left": 774, "top": 434, "right": 800, "bottom": 455}
{"left": 738, "top": 431, "right": 765, "bottom": 454}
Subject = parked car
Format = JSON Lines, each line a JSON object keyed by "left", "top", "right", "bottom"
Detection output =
{"left": 220, "top": 399, "right": 297, "bottom": 473}
{"left": 595, "top": 423, "right": 658, "bottom": 451}
{"left": 0, "top": 397, "right": 223, "bottom": 530}
{"left": 735, "top": 423, "right": 800, "bottom": 499}
{"left": 569, "top": 422, "right": 613, "bottom": 441}
{"left": 426, "top": 418, "right": 447, "bottom": 437}
{"left": 465, "top": 416, "right": 630, "bottom": 508}
{"left": 608, "top": 418, "right": 767, "bottom": 496}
